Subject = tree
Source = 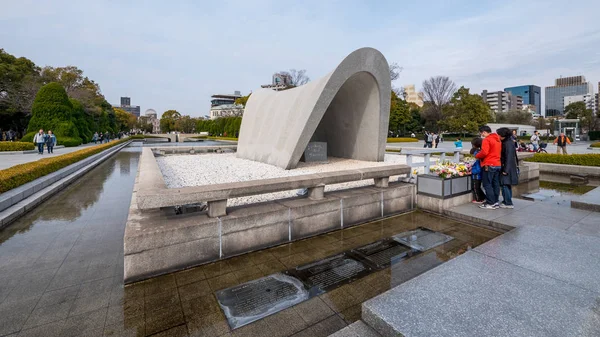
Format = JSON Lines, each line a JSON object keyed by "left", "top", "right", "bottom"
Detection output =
{"left": 496, "top": 109, "right": 533, "bottom": 125}
{"left": 25, "top": 82, "right": 81, "bottom": 144}
{"left": 388, "top": 91, "right": 412, "bottom": 136}
{"left": 439, "top": 86, "right": 492, "bottom": 133}
{"left": 234, "top": 93, "right": 251, "bottom": 107}
{"left": 175, "top": 115, "right": 196, "bottom": 133}
{"left": 389, "top": 62, "right": 403, "bottom": 82}
{"left": 114, "top": 108, "right": 136, "bottom": 132}
{"left": 564, "top": 101, "right": 587, "bottom": 119}
{"left": 421, "top": 76, "right": 457, "bottom": 131}
{"left": 160, "top": 109, "right": 181, "bottom": 133}
{"left": 280, "top": 69, "right": 310, "bottom": 87}
{"left": 564, "top": 101, "right": 598, "bottom": 132}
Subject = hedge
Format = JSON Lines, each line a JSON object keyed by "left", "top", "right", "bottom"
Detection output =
{"left": 589, "top": 131, "right": 600, "bottom": 141}
{"left": 591, "top": 142, "right": 600, "bottom": 148}
{"left": 524, "top": 153, "right": 600, "bottom": 166}
{"left": 129, "top": 135, "right": 166, "bottom": 139}
{"left": 387, "top": 137, "right": 419, "bottom": 143}
{"left": 0, "top": 139, "right": 128, "bottom": 193}
{"left": 0, "top": 142, "right": 36, "bottom": 152}
{"left": 208, "top": 136, "right": 238, "bottom": 141}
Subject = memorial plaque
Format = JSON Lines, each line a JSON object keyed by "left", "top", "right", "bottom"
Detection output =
{"left": 290, "top": 253, "right": 372, "bottom": 293}
{"left": 352, "top": 238, "right": 417, "bottom": 269}
{"left": 303, "top": 141, "right": 328, "bottom": 162}
{"left": 392, "top": 227, "right": 454, "bottom": 251}
{"left": 216, "top": 273, "right": 309, "bottom": 329}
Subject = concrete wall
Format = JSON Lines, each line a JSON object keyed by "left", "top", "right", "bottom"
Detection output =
{"left": 124, "top": 182, "right": 415, "bottom": 283}
{"left": 236, "top": 47, "right": 391, "bottom": 169}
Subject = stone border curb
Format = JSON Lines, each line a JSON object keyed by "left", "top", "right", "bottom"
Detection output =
{"left": 0, "top": 141, "right": 131, "bottom": 229}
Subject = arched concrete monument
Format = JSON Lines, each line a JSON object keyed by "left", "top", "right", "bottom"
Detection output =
{"left": 237, "top": 47, "right": 391, "bottom": 169}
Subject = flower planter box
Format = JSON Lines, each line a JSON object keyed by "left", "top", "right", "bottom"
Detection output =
{"left": 417, "top": 174, "right": 472, "bottom": 199}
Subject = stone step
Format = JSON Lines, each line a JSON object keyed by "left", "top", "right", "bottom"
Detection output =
{"left": 328, "top": 320, "right": 381, "bottom": 337}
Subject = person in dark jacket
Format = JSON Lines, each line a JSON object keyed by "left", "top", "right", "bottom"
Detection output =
{"left": 497, "top": 127, "right": 519, "bottom": 209}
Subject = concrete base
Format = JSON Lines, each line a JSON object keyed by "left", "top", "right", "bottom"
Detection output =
{"left": 571, "top": 186, "right": 600, "bottom": 212}
{"left": 417, "top": 193, "right": 472, "bottom": 214}
{"left": 124, "top": 182, "right": 415, "bottom": 283}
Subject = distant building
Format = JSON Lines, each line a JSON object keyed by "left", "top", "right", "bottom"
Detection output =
{"left": 403, "top": 84, "right": 424, "bottom": 107}
{"left": 114, "top": 96, "right": 140, "bottom": 117}
{"left": 504, "top": 85, "right": 541, "bottom": 115}
{"left": 564, "top": 94, "right": 595, "bottom": 111}
{"left": 545, "top": 76, "right": 594, "bottom": 117}
{"left": 211, "top": 91, "right": 242, "bottom": 107}
{"left": 261, "top": 73, "right": 293, "bottom": 91}
{"left": 144, "top": 109, "right": 160, "bottom": 133}
{"left": 481, "top": 90, "right": 523, "bottom": 113}
{"left": 522, "top": 104, "right": 541, "bottom": 118}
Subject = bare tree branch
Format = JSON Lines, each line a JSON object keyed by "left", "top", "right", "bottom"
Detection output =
{"left": 283, "top": 69, "right": 310, "bottom": 87}
{"left": 389, "top": 62, "right": 403, "bottom": 82}
{"left": 421, "top": 76, "right": 457, "bottom": 131}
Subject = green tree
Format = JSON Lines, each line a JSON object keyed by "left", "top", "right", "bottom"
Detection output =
{"left": 234, "top": 94, "right": 251, "bottom": 107}
{"left": 388, "top": 91, "right": 412, "bottom": 136}
{"left": 25, "top": 82, "right": 81, "bottom": 144}
{"left": 160, "top": 109, "right": 181, "bottom": 133}
{"left": 496, "top": 109, "right": 533, "bottom": 125}
{"left": 70, "top": 98, "right": 94, "bottom": 143}
{"left": 175, "top": 115, "right": 196, "bottom": 133}
{"left": 439, "top": 86, "right": 492, "bottom": 133}
{"left": 564, "top": 101, "right": 598, "bottom": 132}
{"left": 114, "top": 108, "right": 136, "bottom": 132}
{"left": 405, "top": 104, "right": 423, "bottom": 133}
{"left": 564, "top": 101, "right": 586, "bottom": 119}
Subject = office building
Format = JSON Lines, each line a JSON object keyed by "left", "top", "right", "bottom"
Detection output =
{"left": 481, "top": 90, "right": 523, "bottom": 113}
{"left": 114, "top": 96, "right": 141, "bottom": 117}
{"left": 545, "top": 76, "right": 594, "bottom": 117}
{"left": 209, "top": 91, "right": 244, "bottom": 119}
{"left": 564, "top": 94, "right": 595, "bottom": 111}
{"left": 211, "top": 91, "right": 242, "bottom": 107}
{"left": 504, "top": 85, "right": 541, "bottom": 115}
{"left": 403, "top": 84, "right": 424, "bottom": 107}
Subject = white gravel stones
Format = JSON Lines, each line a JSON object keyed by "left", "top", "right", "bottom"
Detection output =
{"left": 156, "top": 153, "right": 424, "bottom": 206}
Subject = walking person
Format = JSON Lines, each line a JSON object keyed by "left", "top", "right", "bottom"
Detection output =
{"left": 434, "top": 133, "right": 440, "bottom": 148}
{"left": 33, "top": 129, "right": 46, "bottom": 155}
{"left": 497, "top": 128, "right": 519, "bottom": 209}
{"left": 530, "top": 131, "right": 540, "bottom": 151}
{"left": 454, "top": 137, "right": 463, "bottom": 150}
{"left": 423, "top": 131, "right": 429, "bottom": 148}
{"left": 553, "top": 132, "right": 571, "bottom": 155}
{"left": 46, "top": 130, "right": 57, "bottom": 154}
{"left": 512, "top": 130, "right": 518, "bottom": 149}
{"left": 426, "top": 132, "right": 433, "bottom": 148}
{"left": 470, "top": 137, "right": 486, "bottom": 204}
{"left": 93, "top": 132, "right": 98, "bottom": 144}
{"left": 99, "top": 133, "right": 104, "bottom": 144}
{"left": 475, "top": 125, "right": 502, "bottom": 210}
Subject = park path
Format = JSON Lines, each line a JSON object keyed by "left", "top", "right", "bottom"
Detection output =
{"left": 0, "top": 142, "right": 106, "bottom": 170}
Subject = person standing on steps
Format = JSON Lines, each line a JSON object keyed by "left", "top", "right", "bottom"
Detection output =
{"left": 553, "top": 132, "right": 571, "bottom": 155}
{"left": 476, "top": 125, "right": 502, "bottom": 210}
{"left": 46, "top": 130, "right": 57, "bottom": 154}
{"left": 497, "top": 128, "right": 519, "bottom": 209}
{"left": 33, "top": 129, "right": 46, "bottom": 155}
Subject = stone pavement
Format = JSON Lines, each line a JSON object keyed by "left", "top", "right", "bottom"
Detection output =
{"left": 363, "top": 198, "right": 600, "bottom": 337}
{"left": 386, "top": 140, "right": 597, "bottom": 154}
{"left": 0, "top": 142, "right": 99, "bottom": 170}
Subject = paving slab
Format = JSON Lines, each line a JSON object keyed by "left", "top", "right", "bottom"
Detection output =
{"left": 363, "top": 251, "right": 600, "bottom": 337}
{"left": 567, "top": 212, "right": 600, "bottom": 238}
{"left": 329, "top": 320, "right": 381, "bottom": 337}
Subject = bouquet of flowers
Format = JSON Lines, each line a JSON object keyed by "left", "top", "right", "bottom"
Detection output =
{"left": 429, "top": 160, "right": 471, "bottom": 179}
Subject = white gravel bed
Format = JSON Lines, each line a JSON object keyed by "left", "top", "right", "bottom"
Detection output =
{"left": 156, "top": 153, "right": 425, "bottom": 206}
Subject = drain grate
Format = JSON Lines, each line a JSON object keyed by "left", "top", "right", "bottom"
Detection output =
{"left": 393, "top": 227, "right": 454, "bottom": 251}
{"left": 215, "top": 273, "right": 309, "bottom": 329}
{"left": 289, "top": 253, "right": 372, "bottom": 294}
{"left": 352, "top": 238, "right": 417, "bottom": 269}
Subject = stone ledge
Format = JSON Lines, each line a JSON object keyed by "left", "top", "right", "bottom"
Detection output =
{"left": 0, "top": 141, "right": 131, "bottom": 229}
{"left": 328, "top": 320, "right": 381, "bottom": 337}
{"left": 570, "top": 186, "right": 600, "bottom": 212}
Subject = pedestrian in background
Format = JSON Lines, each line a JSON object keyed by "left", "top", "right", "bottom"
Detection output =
{"left": 46, "top": 130, "right": 57, "bottom": 153}
{"left": 553, "top": 132, "right": 571, "bottom": 155}
{"left": 93, "top": 132, "right": 98, "bottom": 144}
{"left": 33, "top": 129, "right": 46, "bottom": 155}
{"left": 530, "top": 131, "right": 540, "bottom": 151}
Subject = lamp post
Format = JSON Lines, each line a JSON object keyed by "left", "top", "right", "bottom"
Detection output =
{"left": 462, "top": 125, "right": 466, "bottom": 139}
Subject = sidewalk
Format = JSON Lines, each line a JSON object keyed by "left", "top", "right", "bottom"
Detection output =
{"left": 0, "top": 142, "right": 101, "bottom": 170}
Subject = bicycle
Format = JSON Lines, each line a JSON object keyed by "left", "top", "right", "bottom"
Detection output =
{"left": 537, "top": 142, "right": 547, "bottom": 153}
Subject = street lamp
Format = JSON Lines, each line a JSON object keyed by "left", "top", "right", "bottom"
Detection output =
{"left": 462, "top": 125, "right": 466, "bottom": 139}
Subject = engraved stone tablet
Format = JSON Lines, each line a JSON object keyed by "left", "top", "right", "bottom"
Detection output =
{"left": 216, "top": 273, "right": 309, "bottom": 329}
{"left": 291, "top": 253, "right": 371, "bottom": 293}
{"left": 352, "top": 239, "right": 416, "bottom": 269}
{"left": 303, "top": 141, "right": 327, "bottom": 162}
{"left": 392, "top": 227, "right": 454, "bottom": 251}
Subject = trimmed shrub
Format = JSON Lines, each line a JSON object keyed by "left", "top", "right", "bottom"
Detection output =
{"left": 0, "top": 142, "right": 36, "bottom": 152}
{"left": 207, "top": 136, "right": 238, "bottom": 141}
{"left": 58, "top": 137, "right": 83, "bottom": 147}
{"left": 387, "top": 137, "right": 419, "bottom": 143}
{"left": 524, "top": 153, "right": 600, "bottom": 166}
{"left": 590, "top": 142, "right": 600, "bottom": 148}
{"left": 129, "top": 134, "right": 166, "bottom": 139}
{"left": 0, "top": 139, "right": 128, "bottom": 193}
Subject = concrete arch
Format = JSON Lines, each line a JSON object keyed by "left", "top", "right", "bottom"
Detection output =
{"left": 237, "top": 47, "right": 391, "bottom": 169}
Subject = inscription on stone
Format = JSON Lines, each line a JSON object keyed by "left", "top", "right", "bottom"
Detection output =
{"left": 303, "top": 141, "right": 328, "bottom": 162}
{"left": 216, "top": 273, "right": 309, "bottom": 329}
{"left": 290, "top": 253, "right": 371, "bottom": 293}
{"left": 352, "top": 239, "right": 416, "bottom": 269}
{"left": 393, "top": 227, "right": 454, "bottom": 251}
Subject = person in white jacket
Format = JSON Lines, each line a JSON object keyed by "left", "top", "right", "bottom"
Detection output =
{"left": 33, "top": 129, "right": 46, "bottom": 155}
{"left": 530, "top": 131, "right": 540, "bottom": 151}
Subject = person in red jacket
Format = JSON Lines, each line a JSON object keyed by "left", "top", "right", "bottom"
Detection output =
{"left": 475, "top": 125, "right": 502, "bottom": 209}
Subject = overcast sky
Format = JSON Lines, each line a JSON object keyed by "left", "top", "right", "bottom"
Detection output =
{"left": 2, "top": 0, "right": 599, "bottom": 118}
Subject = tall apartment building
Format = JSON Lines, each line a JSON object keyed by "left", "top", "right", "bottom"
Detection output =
{"left": 545, "top": 76, "right": 594, "bottom": 117}
{"left": 481, "top": 90, "right": 523, "bottom": 113}
{"left": 564, "top": 94, "right": 595, "bottom": 111}
{"left": 403, "top": 84, "right": 424, "bottom": 107}
{"left": 504, "top": 85, "right": 541, "bottom": 115}
{"left": 114, "top": 96, "right": 140, "bottom": 117}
